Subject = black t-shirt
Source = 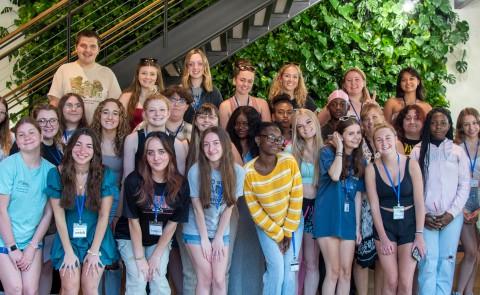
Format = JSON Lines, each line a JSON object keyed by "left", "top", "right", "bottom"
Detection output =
{"left": 116, "top": 171, "right": 190, "bottom": 246}
{"left": 401, "top": 137, "right": 421, "bottom": 156}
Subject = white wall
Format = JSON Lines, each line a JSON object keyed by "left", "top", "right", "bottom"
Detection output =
{"left": 446, "top": 0, "right": 480, "bottom": 122}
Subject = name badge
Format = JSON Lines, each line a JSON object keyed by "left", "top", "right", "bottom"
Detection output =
{"left": 393, "top": 206, "right": 405, "bottom": 220}
{"left": 73, "top": 223, "right": 87, "bottom": 238}
{"left": 290, "top": 257, "right": 300, "bottom": 272}
{"left": 344, "top": 202, "right": 350, "bottom": 213}
{"left": 149, "top": 221, "right": 163, "bottom": 236}
{"left": 471, "top": 179, "right": 479, "bottom": 188}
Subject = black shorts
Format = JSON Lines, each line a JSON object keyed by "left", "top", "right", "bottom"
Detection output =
{"left": 373, "top": 207, "right": 415, "bottom": 245}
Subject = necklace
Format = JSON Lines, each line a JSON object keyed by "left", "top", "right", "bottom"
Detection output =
{"left": 76, "top": 171, "right": 88, "bottom": 193}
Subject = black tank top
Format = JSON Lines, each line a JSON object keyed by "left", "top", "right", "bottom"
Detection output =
{"left": 134, "top": 129, "right": 147, "bottom": 171}
{"left": 373, "top": 158, "right": 414, "bottom": 208}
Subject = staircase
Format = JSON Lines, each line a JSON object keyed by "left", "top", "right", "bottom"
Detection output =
{"left": 0, "top": 0, "right": 321, "bottom": 118}
{"left": 112, "top": 0, "right": 322, "bottom": 87}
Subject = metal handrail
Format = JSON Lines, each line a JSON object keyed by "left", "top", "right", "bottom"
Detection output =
{"left": 0, "top": 0, "right": 70, "bottom": 49}
{"left": 4, "top": 0, "right": 169, "bottom": 105}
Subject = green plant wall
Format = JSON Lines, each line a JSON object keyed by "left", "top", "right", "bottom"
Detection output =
{"left": 211, "top": 0, "right": 469, "bottom": 108}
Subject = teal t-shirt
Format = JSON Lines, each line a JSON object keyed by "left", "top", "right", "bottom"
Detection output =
{"left": 0, "top": 153, "right": 55, "bottom": 248}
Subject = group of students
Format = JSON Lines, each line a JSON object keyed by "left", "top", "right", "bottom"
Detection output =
{"left": 0, "top": 29, "right": 478, "bottom": 295}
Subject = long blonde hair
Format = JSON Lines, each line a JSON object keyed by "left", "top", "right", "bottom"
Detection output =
{"left": 181, "top": 48, "right": 213, "bottom": 92}
{"left": 342, "top": 67, "right": 372, "bottom": 103}
{"left": 291, "top": 109, "right": 323, "bottom": 185}
{"left": 268, "top": 63, "right": 308, "bottom": 107}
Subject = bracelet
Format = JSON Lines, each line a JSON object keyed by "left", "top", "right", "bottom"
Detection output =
{"left": 87, "top": 249, "right": 102, "bottom": 257}
{"left": 134, "top": 256, "right": 145, "bottom": 261}
{"left": 415, "top": 230, "right": 423, "bottom": 234}
{"left": 27, "top": 241, "right": 41, "bottom": 249}
{"left": 335, "top": 152, "right": 343, "bottom": 157}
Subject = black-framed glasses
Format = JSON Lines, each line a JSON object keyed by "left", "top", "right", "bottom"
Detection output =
{"left": 259, "top": 134, "right": 285, "bottom": 145}
{"left": 37, "top": 118, "right": 59, "bottom": 126}
{"left": 339, "top": 115, "right": 358, "bottom": 122}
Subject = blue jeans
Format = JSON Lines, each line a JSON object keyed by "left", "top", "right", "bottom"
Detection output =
{"left": 117, "top": 239, "right": 171, "bottom": 295}
{"left": 418, "top": 214, "right": 463, "bottom": 295}
{"left": 256, "top": 218, "right": 303, "bottom": 295}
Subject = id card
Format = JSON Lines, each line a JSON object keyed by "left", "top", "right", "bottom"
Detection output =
{"left": 72, "top": 223, "right": 87, "bottom": 238}
{"left": 471, "top": 179, "right": 479, "bottom": 188}
{"left": 344, "top": 203, "right": 350, "bottom": 213}
{"left": 149, "top": 222, "right": 163, "bottom": 236}
{"left": 290, "top": 258, "right": 300, "bottom": 272}
{"left": 393, "top": 206, "right": 405, "bottom": 220}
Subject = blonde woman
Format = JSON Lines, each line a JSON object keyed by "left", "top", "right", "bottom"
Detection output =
{"left": 268, "top": 63, "right": 317, "bottom": 112}
{"left": 181, "top": 48, "right": 223, "bottom": 123}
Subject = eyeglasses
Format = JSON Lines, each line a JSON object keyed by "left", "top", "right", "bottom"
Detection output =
{"left": 140, "top": 57, "right": 158, "bottom": 64}
{"left": 0, "top": 110, "right": 6, "bottom": 116}
{"left": 168, "top": 97, "right": 187, "bottom": 106}
{"left": 37, "top": 118, "right": 58, "bottom": 126}
{"left": 259, "top": 134, "right": 285, "bottom": 145}
{"left": 197, "top": 114, "right": 217, "bottom": 121}
{"left": 339, "top": 115, "right": 358, "bottom": 122}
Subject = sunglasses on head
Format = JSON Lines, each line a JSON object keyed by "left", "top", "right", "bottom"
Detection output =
{"left": 237, "top": 64, "right": 256, "bottom": 72}
{"left": 140, "top": 57, "right": 158, "bottom": 64}
{"left": 339, "top": 115, "right": 358, "bottom": 122}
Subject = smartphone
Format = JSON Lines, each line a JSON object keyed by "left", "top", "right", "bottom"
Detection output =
{"left": 411, "top": 247, "right": 421, "bottom": 262}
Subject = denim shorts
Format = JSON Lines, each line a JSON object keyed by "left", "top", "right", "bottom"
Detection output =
{"left": 183, "top": 234, "right": 229, "bottom": 245}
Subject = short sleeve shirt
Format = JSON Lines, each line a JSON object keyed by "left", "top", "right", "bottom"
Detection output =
{"left": 0, "top": 153, "right": 55, "bottom": 248}
{"left": 183, "top": 163, "right": 245, "bottom": 238}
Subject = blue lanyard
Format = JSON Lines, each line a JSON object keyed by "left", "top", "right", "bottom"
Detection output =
{"left": 76, "top": 195, "right": 86, "bottom": 224}
{"left": 342, "top": 168, "right": 354, "bottom": 201}
{"left": 464, "top": 141, "right": 479, "bottom": 175}
{"left": 381, "top": 153, "right": 401, "bottom": 206}
{"left": 153, "top": 194, "right": 165, "bottom": 223}
{"left": 215, "top": 184, "right": 223, "bottom": 209}
{"left": 292, "top": 232, "right": 297, "bottom": 259}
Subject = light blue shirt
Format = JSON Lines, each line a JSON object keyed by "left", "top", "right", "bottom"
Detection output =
{"left": 183, "top": 163, "right": 245, "bottom": 238}
{"left": 0, "top": 153, "right": 54, "bottom": 248}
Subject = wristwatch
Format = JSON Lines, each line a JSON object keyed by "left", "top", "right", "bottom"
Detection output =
{"left": 9, "top": 244, "right": 18, "bottom": 252}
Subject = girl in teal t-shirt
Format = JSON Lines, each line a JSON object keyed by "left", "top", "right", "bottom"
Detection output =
{"left": 47, "top": 128, "right": 118, "bottom": 295}
{"left": 0, "top": 117, "right": 54, "bottom": 294}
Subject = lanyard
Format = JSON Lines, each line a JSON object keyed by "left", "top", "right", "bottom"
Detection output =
{"left": 292, "top": 232, "right": 297, "bottom": 259}
{"left": 464, "top": 141, "right": 479, "bottom": 175}
{"left": 214, "top": 183, "right": 223, "bottom": 209}
{"left": 76, "top": 195, "right": 86, "bottom": 224}
{"left": 153, "top": 194, "right": 165, "bottom": 223}
{"left": 348, "top": 99, "right": 362, "bottom": 122}
{"left": 381, "top": 153, "right": 401, "bottom": 206}
{"left": 342, "top": 170, "right": 354, "bottom": 201}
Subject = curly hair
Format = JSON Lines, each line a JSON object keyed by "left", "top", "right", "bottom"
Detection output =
{"left": 136, "top": 132, "right": 183, "bottom": 206}
{"left": 393, "top": 104, "right": 426, "bottom": 141}
{"left": 59, "top": 128, "right": 104, "bottom": 211}
{"left": 226, "top": 106, "right": 260, "bottom": 160}
{"left": 90, "top": 98, "right": 129, "bottom": 156}
{"left": 268, "top": 63, "right": 308, "bottom": 107}
{"left": 198, "top": 126, "right": 237, "bottom": 208}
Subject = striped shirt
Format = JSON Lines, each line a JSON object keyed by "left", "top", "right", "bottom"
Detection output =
{"left": 244, "top": 153, "right": 303, "bottom": 242}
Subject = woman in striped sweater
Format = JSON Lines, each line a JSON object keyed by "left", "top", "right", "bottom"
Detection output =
{"left": 244, "top": 121, "right": 303, "bottom": 295}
